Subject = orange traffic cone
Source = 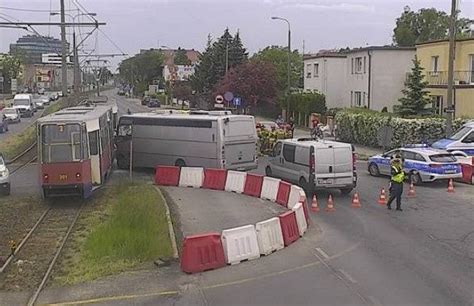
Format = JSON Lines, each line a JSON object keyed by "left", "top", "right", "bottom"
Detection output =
{"left": 378, "top": 188, "right": 387, "bottom": 205}
{"left": 447, "top": 179, "right": 455, "bottom": 193}
{"left": 311, "top": 195, "right": 319, "bottom": 212}
{"left": 326, "top": 194, "right": 336, "bottom": 212}
{"left": 351, "top": 192, "right": 361, "bottom": 208}
{"left": 408, "top": 183, "right": 416, "bottom": 198}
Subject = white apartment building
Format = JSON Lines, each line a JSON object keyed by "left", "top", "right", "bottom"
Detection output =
{"left": 304, "top": 46, "right": 416, "bottom": 111}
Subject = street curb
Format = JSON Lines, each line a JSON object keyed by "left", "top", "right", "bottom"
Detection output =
{"left": 154, "top": 186, "right": 179, "bottom": 259}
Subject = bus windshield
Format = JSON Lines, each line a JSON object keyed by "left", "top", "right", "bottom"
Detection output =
{"left": 41, "top": 124, "right": 84, "bottom": 163}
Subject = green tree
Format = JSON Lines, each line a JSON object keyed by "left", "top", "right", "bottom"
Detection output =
{"left": 393, "top": 6, "right": 473, "bottom": 46}
{"left": 118, "top": 51, "right": 163, "bottom": 94}
{"left": 174, "top": 47, "right": 191, "bottom": 65}
{"left": 395, "top": 56, "right": 431, "bottom": 117}
{"left": 191, "top": 29, "right": 247, "bottom": 93}
{"left": 253, "top": 46, "right": 303, "bottom": 92}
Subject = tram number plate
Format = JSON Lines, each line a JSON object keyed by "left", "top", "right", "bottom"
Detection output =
{"left": 59, "top": 174, "right": 68, "bottom": 180}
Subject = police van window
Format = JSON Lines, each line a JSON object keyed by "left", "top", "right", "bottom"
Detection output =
{"left": 273, "top": 142, "right": 283, "bottom": 157}
{"left": 282, "top": 144, "right": 296, "bottom": 162}
{"left": 462, "top": 132, "right": 474, "bottom": 143}
{"left": 402, "top": 151, "right": 416, "bottom": 160}
{"left": 450, "top": 127, "right": 470, "bottom": 140}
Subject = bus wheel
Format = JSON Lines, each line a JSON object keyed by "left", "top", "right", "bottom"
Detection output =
{"left": 117, "top": 155, "right": 130, "bottom": 170}
{"left": 175, "top": 159, "right": 186, "bottom": 167}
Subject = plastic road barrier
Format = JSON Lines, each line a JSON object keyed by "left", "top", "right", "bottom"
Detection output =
{"left": 155, "top": 166, "right": 180, "bottom": 186}
{"left": 255, "top": 217, "right": 284, "bottom": 256}
{"left": 260, "top": 177, "right": 281, "bottom": 202}
{"left": 203, "top": 168, "right": 227, "bottom": 190}
{"left": 221, "top": 225, "right": 260, "bottom": 265}
{"left": 179, "top": 167, "right": 205, "bottom": 188}
{"left": 460, "top": 163, "right": 474, "bottom": 185}
{"left": 243, "top": 173, "right": 264, "bottom": 197}
{"left": 292, "top": 202, "right": 308, "bottom": 236}
{"left": 278, "top": 210, "right": 300, "bottom": 246}
{"left": 287, "top": 185, "right": 305, "bottom": 209}
{"left": 180, "top": 233, "right": 226, "bottom": 274}
{"left": 225, "top": 170, "right": 247, "bottom": 193}
{"left": 276, "top": 181, "right": 291, "bottom": 207}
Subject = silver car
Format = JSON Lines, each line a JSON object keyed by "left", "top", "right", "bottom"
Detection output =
{"left": 0, "top": 153, "right": 10, "bottom": 195}
{"left": 2, "top": 108, "right": 21, "bottom": 123}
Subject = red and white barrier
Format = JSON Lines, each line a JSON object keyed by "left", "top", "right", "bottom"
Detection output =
{"left": 260, "top": 177, "right": 281, "bottom": 202}
{"left": 458, "top": 157, "right": 474, "bottom": 185}
{"left": 221, "top": 225, "right": 260, "bottom": 265}
{"left": 256, "top": 217, "right": 284, "bottom": 255}
{"left": 279, "top": 210, "right": 300, "bottom": 246}
{"left": 276, "top": 181, "right": 291, "bottom": 207}
{"left": 243, "top": 173, "right": 264, "bottom": 198}
{"left": 155, "top": 166, "right": 180, "bottom": 186}
{"left": 179, "top": 167, "right": 204, "bottom": 188}
{"left": 292, "top": 202, "right": 308, "bottom": 237}
{"left": 288, "top": 185, "right": 305, "bottom": 210}
{"left": 180, "top": 233, "right": 226, "bottom": 274}
{"left": 203, "top": 168, "right": 227, "bottom": 190}
{"left": 225, "top": 170, "right": 247, "bottom": 193}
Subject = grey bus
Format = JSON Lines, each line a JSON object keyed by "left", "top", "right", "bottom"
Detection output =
{"left": 115, "top": 112, "right": 258, "bottom": 170}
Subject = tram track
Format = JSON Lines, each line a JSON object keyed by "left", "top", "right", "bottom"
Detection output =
{"left": 0, "top": 201, "right": 83, "bottom": 305}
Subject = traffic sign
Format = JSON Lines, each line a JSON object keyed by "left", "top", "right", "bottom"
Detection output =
{"left": 233, "top": 97, "right": 241, "bottom": 106}
{"left": 224, "top": 91, "right": 234, "bottom": 102}
{"left": 215, "top": 95, "right": 224, "bottom": 104}
{"left": 214, "top": 103, "right": 224, "bottom": 108}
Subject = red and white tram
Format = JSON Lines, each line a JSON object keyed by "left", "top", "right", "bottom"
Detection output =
{"left": 37, "top": 102, "right": 117, "bottom": 198}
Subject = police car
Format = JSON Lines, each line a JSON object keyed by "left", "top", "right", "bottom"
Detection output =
{"left": 368, "top": 144, "right": 462, "bottom": 185}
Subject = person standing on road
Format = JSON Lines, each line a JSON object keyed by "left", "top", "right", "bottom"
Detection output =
{"left": 387, "top": 154, "right": 405, "bottom": 211}
{"left": 387, "top": 155, "right": 405, "bottom": 211}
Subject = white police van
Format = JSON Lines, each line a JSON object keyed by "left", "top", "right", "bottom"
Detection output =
{"left": 368, "top": 144, "right": 462, "bottom": 185}
{"left": 432, "top": 121, "right": 474, "bottom": 156}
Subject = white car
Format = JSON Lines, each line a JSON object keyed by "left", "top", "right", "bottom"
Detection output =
{"left": 0, "top": 153, "right": 10, "bottom": 195}
{"left": 2, "top": 108, "right": 21, "bottom": 123}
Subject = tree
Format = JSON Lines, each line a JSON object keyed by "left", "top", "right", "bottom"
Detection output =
{"left": 393, "top": 6, "right": 473, "bottom": 46}
{"left": 395, "top": 56, "right": 431, "bottom": 117}
{"left": 174, "top": 47, "right": 191, "bottom": 65}
{"left": 253, "top": 46, "right": 303, "bottom": 92}
{"left": 173, "top": 81, "right": 193, "bottom": 102}
{"left": 191, "top": 29, "right": 247, "bottom": 93}
{"left": 118, "top": 50, "right": 163, "bottom": 94}
{"left": 213, "top": 59, "right": 278, "bottom": 107}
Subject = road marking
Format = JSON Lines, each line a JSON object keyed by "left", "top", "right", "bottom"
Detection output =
{"left": 338, "top": 269, "right": 357, "bottom": 284}
{"left": 315, "top": 247, "right": 330, "bottom": 259}
{"left": 47, "top": 290, "right": 179, "bottom": 305}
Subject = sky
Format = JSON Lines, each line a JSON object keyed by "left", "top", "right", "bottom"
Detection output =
{"left": 1, "top": 0, "right": 473, "bottom": 71}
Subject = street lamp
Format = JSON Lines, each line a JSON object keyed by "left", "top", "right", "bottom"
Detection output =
{"left": 271, "top": 16, "right": 291, "bottom": 121}
{"left": 50, "top": 12, "right": 96, "bottom": 93}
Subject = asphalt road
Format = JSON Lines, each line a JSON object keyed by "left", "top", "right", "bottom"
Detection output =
{"left": 6, "top": 91, "right": 474, "bottom": 306}
{"left": 0, "top": 101, "right": 50, "bottom": 141}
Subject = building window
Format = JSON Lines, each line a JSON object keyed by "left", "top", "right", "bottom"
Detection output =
{"left": 432, "top": 96, "right": 443, "bottom": 115}
{"left": 350, "top": 91, "right": 353, "bottom": 106}
{"left": 354, "top": 91, "right": 362, "bottom": 107}
{"left": 306, "top": 64, "right": 312, "bottom": 78}
{"left": 470, "top": 55, "right": 474, "bottom": 83}
{"left": 351, "top": 58, "right": 354, "bottom": 74}
{"left": 314, "top": 63, "right": 319, "bottom": 77}
{"left": 431, "top": 56, "right": 439, "bottom": 73}
{"left": 355, "top": 57, "right": 363, "bottom": 74}
{"left": 363, "top": 56, "right": 367, "bottom": 73}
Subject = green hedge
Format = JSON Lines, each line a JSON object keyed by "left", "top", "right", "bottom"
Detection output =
{"left": 335, "top": 109, "right": 468, "bottom": 148}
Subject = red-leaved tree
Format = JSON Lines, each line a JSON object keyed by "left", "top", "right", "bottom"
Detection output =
{"left": 214, "top": 59, "right": 278, "bottom": 106}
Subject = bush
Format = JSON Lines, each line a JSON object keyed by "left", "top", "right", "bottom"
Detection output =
{"left": 335, "top": 109, "right": 468, "bottom": 148}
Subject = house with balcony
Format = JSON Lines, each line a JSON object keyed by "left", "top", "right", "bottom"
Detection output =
{"left": 416, "top": 38, "right": 474, "bottom": 117}
{"left": 304, "top": 46, "right": 415, "bottom": 111}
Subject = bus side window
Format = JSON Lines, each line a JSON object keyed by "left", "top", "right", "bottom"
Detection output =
{"left": 89, "top": 131, "right": 99, "bottom": 155}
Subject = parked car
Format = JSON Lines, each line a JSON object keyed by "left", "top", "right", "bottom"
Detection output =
{"left": 257, "top": 121, "right": 280, "bottom": 131}
{"left": 118, "top": 89, "right": 125, "bottom": 96}
{"left": 0, "top": 114, "right": 9, "bottom": 133}
{"left": 2, "top": 108, "right": 21, "bottom": 123}
{"left": 0, "top": 153, "right": 10, "bottom": 195}
{"left": 431, "top": 121, "right": 474, "bottom": 156}
{"left": 141, "top": 96, "right": 151, "bottom": 106}
{"left": 266, "top": 138, "right": 357, "bottom": 194}
{"left": 368, "top": 144, "right": 462, "bottom": 185}
{"left": 148, "top": 99, "right": 161, "bottom": 108}
{"left": 37, "top": 87, "right": 45, "bottom": 95}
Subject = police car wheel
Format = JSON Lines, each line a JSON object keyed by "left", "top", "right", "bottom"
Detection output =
{"left": 368, "top": 163, "right": 380, "bottom": 177}
{"left": 409, "top": 172, "right": 423, "bottom": 185}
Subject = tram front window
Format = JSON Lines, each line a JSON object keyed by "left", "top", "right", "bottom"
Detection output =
{"left": 41, "top": 124, "right": 86, "bottom": 163}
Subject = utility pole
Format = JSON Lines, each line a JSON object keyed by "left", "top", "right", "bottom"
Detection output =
{"left": 60, "top": 0, "right": 68, "bottom": 97}
{"left": 73, "top": 31, "right": 80, "bottom": 93}
{"left": 446, "top": 0, "right": 457, "bottom": 136}
{"left": 225, "top": 40, "right": 229, "bottom": 75}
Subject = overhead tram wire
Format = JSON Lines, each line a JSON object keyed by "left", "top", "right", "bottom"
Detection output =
{"left": 0, "top": 6, "right": 76, "bottom": 13}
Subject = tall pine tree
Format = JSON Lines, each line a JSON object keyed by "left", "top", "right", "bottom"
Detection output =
{"left": 396, "top": 56, "right": 431, "bottom": 117}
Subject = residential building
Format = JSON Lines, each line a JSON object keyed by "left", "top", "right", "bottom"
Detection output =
{"left": 304, "top": 53, "right": 347, "bottom": 108}
{"left": 163, "top": 65, "right": 195, "bottom": 82}
{"left": 10, "top": 35, "right": 69, "bottom": 64}
{"left": 416, "top": 38, "right": 474, "bottom": 117}
{"left": 304, "top": 46, "right": 415, "bottom": 111}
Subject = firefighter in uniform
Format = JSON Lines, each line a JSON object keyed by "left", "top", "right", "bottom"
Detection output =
{"left": 387, "top": 154, "right": 405, "bottom": 211}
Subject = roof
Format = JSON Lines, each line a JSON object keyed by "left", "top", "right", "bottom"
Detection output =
{"left": 348, "top": 45, "right": 416, "bottom": 53}
{"left": 122, "top": 112, "right": 253, "bottom": 121}
{"left": 38, "top": 105, "right": 112, "bottom": 124}
{"left": 281, "top": 138, "right": 352, "bottom": 149}
{"left": 416, "top": 37, "right": 474, "bottom": 46}
{"left": 304, "top": 53, "right": 347, "bottom": 60}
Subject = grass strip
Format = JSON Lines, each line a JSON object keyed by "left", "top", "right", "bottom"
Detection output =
{"left": 53, "top": 181, "right": 173, "bottom": 285}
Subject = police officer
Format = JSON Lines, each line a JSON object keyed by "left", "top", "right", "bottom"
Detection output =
{"left": 387, "top": 154, "right": 405, "bottom": 211}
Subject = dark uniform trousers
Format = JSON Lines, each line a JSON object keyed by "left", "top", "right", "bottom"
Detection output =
{"left": 387, "top": 182, "right": 403, "bottom": 209}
